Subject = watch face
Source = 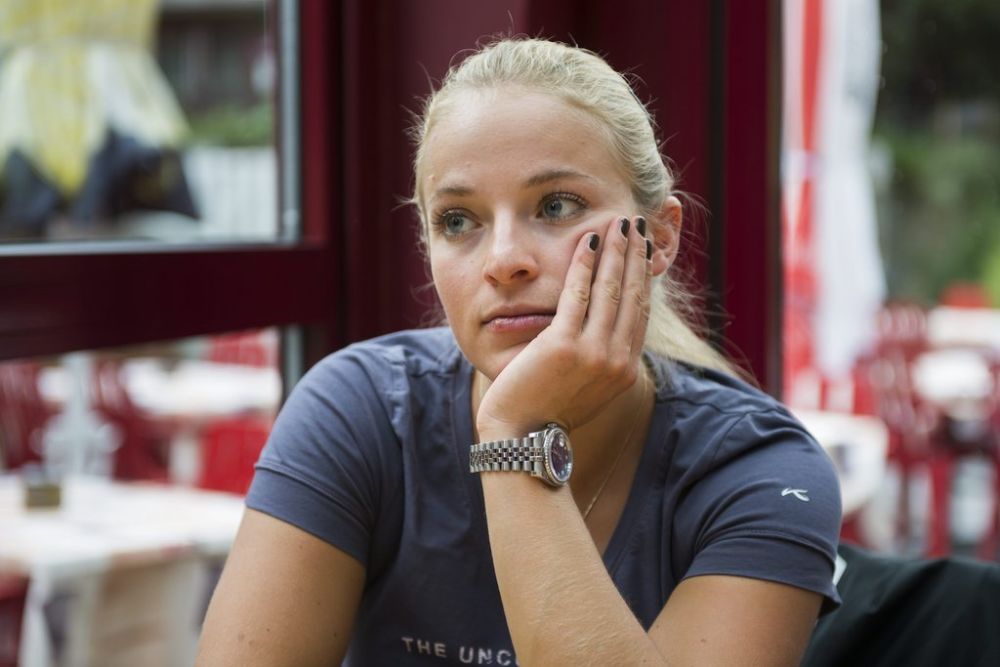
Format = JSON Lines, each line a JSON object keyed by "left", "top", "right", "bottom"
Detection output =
{"left": 545, "top": 428, "right": 573, "bottom": 485}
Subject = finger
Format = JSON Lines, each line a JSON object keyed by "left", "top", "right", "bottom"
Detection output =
{"left": 584, "top": 216, "right": 631, "bottom": 336}
{"left": 628, "top": 236, "right": 655, "bottom": 360}
{"left": 551, "top": 230, "right": 600, "bottom": 335}
{"left": 614, "top": 215, "right": 653, "bottom": 344}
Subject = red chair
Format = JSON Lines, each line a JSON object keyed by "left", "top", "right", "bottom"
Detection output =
{"left": 0, "top": 362, "right": 52, "bottom": 470}
{"left": 0, "top": 573, "right": 29, "bottom": 667}
{"left": 197, "top": 416, "right": 272, "bottom": 495}
{"left": 977, "top": 354, "right": 1000, "bottom": 561}
{"left": 205, "top": 330, "right": 277, "bottom": 368}
{"left": 862, "top": 306, "right": 940, "bottom": 555}
{"left": 90, "top": 360, "right": 173, "bottom": 482}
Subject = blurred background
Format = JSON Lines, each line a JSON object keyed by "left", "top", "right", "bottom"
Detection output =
{"left": 0, "top": 0, "right": 997, "bottom": 665}
{"left": 781, "top": 0, "right": 1000, "bottom": 564}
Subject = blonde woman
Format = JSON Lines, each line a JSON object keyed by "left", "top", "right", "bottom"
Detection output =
{"left": 198, "top": 37, "right": 841, "bottom": 666}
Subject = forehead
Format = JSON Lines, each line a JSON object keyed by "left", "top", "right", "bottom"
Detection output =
{"left": 420, "top": 87, "right": 628, "bottom": 196}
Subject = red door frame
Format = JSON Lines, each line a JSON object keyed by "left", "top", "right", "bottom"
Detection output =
{"left": 327, "top": 0, "right": 781, "bottom": 389}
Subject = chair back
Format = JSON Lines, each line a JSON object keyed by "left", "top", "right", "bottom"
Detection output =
{"left": 197, "top": 416, "right": 271, "bottom": 495}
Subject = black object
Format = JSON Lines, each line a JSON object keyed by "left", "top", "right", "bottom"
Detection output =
{"left": 802, "top": 543, "right": 1000, "bottom": 667}
{"left": 0, "top": 150, "right": 61, "bottom": 238}
{"left": 0, "top": 129, "right": 199, "bottom": 240}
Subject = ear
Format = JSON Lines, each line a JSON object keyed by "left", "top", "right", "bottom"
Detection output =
{"left": 649, "top": 196, "right": 682, "bottom": 276}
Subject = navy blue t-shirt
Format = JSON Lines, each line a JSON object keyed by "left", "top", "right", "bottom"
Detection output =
{"left": 247, "top": 328, "right": 842, "bottom": 665}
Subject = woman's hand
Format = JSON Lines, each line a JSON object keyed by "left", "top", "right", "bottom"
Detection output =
{"left": 476, "top": 215, "right": 652, "bottom": 436}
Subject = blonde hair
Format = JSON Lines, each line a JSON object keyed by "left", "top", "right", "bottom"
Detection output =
{"left": 411, "top": 37, "right": 739, "bottom": 378}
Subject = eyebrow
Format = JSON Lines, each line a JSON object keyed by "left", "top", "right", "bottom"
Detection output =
{"left": 521, "top": 168, "right": 595, "bottom": 188}
{"left": 430, "top": 168, "right": 595, "bottom": 201}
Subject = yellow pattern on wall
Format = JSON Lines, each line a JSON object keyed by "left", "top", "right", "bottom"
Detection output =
{"left": 0, "top": 0, "right": 188, "bottom": 196}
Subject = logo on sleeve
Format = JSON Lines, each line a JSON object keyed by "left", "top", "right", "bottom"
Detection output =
{"left": 781, "top": 487, "right": 810, "bottom": 502}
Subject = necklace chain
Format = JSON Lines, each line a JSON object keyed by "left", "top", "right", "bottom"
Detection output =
{"left": 582, "top": 365, "right": 650, "bottom": 521}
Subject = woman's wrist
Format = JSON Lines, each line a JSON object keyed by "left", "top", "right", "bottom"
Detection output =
{"left": 474, "top": 418, "right": 549, "bottom": 442}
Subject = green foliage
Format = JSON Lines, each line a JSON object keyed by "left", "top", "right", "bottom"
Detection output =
{"left": 879, "top": 0, "right": 1000, "bottom": 123}
{"left": 874, "top": 0, "right": 1000, "bottom": 305}
{"left": 875, "top": 130, "right": 1000, "bottom": 305}
{"left": 984, "top": 245, "right": 1000, "bottom": 306}
{"left": 184, "top": 103, "right": 273, "bottom": 147}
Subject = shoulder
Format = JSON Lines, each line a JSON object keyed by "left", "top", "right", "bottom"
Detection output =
{"left": 654, "top": 357, "right": 793, "bottom": 421}
{"left": 312, "top": 326, "right": 462, "bottom": 377}
{"left": 262, "top": 327, "right": 464, "bottom": 479}
{"left": 295, "top": 327, "right": 463, "bottom": 399}
{"left": 653, "top": 358, "right": 842, "bottom": 607}
{"left": 651, "top": 355, "right": 841, "bottom": 548}
{"left": 652, "top": 357, "right": 828, "bottom": 474}
{"left": 248, "top": 328, "right": 462, "bottom": 562}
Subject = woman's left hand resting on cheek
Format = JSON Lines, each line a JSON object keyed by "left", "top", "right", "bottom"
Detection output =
{"left": 476, "top": 215, "right": 650, "bottom": 438}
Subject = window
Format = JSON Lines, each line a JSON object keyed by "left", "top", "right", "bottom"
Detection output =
{"left": 0, "top": 0, "right": 292, "bottom": 244}
{"left": 0, "top": 0, "right": 338, "bottom": 370}
{"left": 781, "top": 0, "right": 1000, "bottom": 561}
{"left": 0, "top": 5, "right": 338, "bottom": 660}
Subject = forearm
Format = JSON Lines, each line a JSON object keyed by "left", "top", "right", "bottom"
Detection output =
{"left": 480, "top": 471, "right": 666, "bottom": 666}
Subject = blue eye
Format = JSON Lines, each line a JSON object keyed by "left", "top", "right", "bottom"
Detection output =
{"left": 540, "top": 193, "right": 585, "bottom": 220}
{"left": 434, "top": 211, "right": 475, "bottom": 237}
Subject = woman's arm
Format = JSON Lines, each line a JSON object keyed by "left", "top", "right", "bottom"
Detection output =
{"left": 483, "top": 470, "right": 823, "bottom": 665}
{"left": 195, "top": 508, "right": 365, "bottom": 666}
{"left": 480, "top": 456, "right": 822, "bottom": 666}
{"left": 476, "top": 217, "right": 825, "bottom": 664}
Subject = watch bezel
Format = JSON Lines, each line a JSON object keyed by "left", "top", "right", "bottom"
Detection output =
{"left": 541, "top": 423, "right": 573, "bottom": 486}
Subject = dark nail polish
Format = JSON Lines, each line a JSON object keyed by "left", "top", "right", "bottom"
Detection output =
{"left": 645, "top": 239, "right": 653, "bottom": 260}
{"left": 619, "top": 217, "right": 630, "bottom": 236}
{"left": 636, "top": 216, "right": 647, "bottom": 237}
{"left": 588, "top": 233, "right": 599, "bottom": 251}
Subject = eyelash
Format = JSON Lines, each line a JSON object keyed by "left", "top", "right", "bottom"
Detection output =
{"left": 429, "top": 209, "right": 475, "bottom": 237}
{"left": 539, "top": 192, "right": 588, "bottom": 219}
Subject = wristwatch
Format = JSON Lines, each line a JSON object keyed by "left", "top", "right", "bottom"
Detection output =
{"left": 469, "top": 423, "right": 573, "bottom": 487}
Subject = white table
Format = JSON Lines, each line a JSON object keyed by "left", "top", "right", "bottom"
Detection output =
{"left": 0, "top": 474, "right": 244, "bottom": 667}
{"left": 927, "top": 306, "right": 1000, "bottom": 350}
{"left": 38, "top": 359, "right": 282, "bottom": 421}
{"left": 37, "top": 359, "right": 281, "bottom": 485}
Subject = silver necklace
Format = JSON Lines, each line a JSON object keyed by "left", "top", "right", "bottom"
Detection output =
{"left": 582, "top": 367, "right": 650, "bottom": 521}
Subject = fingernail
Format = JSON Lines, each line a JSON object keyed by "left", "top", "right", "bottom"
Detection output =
{"left": 645, "top": 239, "right": 653, "bottom": 261}
{"left": 588, "top": 233, "right": 599, "bottom": 251}
{"left": 619, "top": 217, "right": 630, "bottom": 236}
{"left": 636, "top": 216, "right": 647, "bottom": 237}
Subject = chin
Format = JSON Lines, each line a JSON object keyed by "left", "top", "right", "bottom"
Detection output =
{"left": 470, "top": 342, "right": 531, "bottom": 381}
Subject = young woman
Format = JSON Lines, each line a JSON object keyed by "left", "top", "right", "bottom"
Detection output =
{"left": 197, "top": 38, "right": 841, "bottom": 666}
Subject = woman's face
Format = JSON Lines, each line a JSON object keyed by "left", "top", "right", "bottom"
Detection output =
{"left": 421, "top": 87, "right": 641, "bottom": 380}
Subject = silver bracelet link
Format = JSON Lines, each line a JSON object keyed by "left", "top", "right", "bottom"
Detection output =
{"left": 469, "top": 437, "right": 542, "bottom": 473}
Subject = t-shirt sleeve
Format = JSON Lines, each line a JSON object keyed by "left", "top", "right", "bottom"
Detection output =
{"left": 245, "top": 348, "right": 402, "bottom": 567}
{"left": 673, "top": 409, "right": 843, "bottom": 610}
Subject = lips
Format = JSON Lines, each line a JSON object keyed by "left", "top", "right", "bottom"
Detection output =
{"left": 483, "top": 306, "right": 556, "bottom": 333}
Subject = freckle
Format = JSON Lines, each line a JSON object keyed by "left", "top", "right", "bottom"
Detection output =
{"left": 700, "top": 638, "right": 707, "bottom": 644}
{"left": 237, "top": 632, "right": 245, "bottom": 642}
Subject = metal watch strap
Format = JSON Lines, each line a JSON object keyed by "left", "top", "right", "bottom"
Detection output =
{"left": 469, "top": 436, "right": 543, "bottom": 474}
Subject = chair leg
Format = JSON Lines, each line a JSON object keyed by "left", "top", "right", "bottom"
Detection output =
{"left": 927, "top": 452, "right": 954, "bottom": 558}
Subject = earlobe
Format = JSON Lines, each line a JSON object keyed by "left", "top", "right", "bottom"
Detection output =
{"left": 650, "top": 196, "right": 683, "bottom": 276}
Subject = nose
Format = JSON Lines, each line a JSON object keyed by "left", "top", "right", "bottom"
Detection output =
{"left": 482, "top": 216, "right": 539, "bottom": 286}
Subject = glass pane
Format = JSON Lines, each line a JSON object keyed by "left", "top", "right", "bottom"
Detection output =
{"left": 781, "top": 0, "right": 1000, "bottom": 561}
{"left": 0, "top": 327, "right": 281, "bottom": 490}
{"left": 0, "top": 328, "right": 283, "bottom": 665}
{"left": 0, "top": 0, "right": 296, "bottom": 244}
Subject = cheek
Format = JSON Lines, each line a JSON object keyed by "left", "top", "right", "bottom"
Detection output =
{"left": 430, "top": 253, "right": 473, "bottom": 317}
